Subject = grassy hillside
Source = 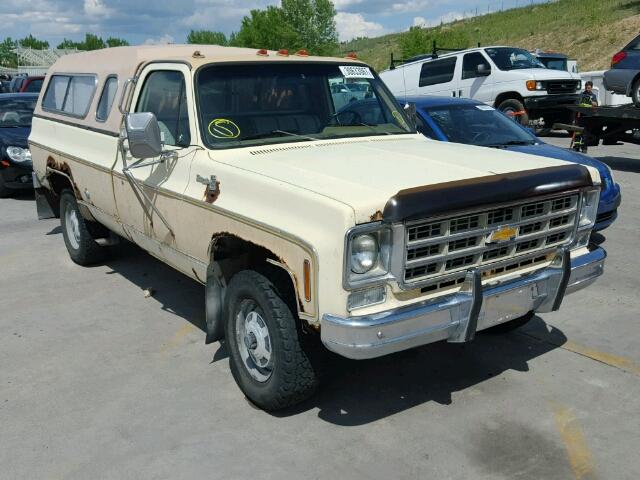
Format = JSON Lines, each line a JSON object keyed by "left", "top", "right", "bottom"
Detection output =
{"left": 342, "top": 0, "right": 640, "bottom": 72}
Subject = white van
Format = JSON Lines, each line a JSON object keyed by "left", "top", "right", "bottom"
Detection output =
{"left": 381, "top": 46, "right": 582, "bottom": 128}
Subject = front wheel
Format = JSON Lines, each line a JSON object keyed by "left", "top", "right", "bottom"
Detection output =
{"left": 498, "top": 98, "right": 529, "bottom": 126}
{"left": 60, "top": 190, "right": 105, "bottom": 265}
{"left": 225, "top": 270, "right": 319, "bottom": 410}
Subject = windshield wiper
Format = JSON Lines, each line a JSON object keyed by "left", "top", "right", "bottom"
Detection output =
{"left": 485, "top": 140, "right": 536, "bottom": 148}
{"left": 241, "top": 129, "right": 318, "bottom": 142}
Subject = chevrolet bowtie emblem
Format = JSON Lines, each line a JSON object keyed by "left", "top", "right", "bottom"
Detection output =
{"left": 487, "top": 225, "right": 518, "bottom": 244}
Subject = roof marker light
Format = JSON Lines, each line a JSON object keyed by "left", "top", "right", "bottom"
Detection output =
{"left": 295, "top": 49, "right": 309, "bottom": 57}
{"left": 344, "top": 52, "right": 358, "bottom": 60}
{"left": 256, "top": 49, "right": 269, "bottom": 56}
{"left": 277, "top": 49, "right": 289, "bottom": 57}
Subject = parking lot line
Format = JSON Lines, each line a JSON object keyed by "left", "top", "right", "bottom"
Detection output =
{"left": 552, "top": 402, "right": 596, "bottom": 480}
{"left": 519, "top": 330, "right": 640, "bottom": 377}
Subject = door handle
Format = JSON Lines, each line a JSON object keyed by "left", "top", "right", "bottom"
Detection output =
{"left": 459, "top": 89, "right": 463, "bottom": 97}
{"left": 452, "top": 91, "right": 456, "bottom": 97}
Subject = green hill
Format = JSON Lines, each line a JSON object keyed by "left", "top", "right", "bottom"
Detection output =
{"left": 341, "top": 0, "right": 640, "bottom": 73}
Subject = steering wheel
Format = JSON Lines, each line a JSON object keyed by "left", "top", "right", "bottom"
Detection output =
{"left": 471, "top": 131, "right": 492, "bottom": 144}
{"left": 330, "top": 110, "right": 364, "bottom": 126}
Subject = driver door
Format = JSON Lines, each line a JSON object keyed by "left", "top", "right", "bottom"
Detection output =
{"left": 458, "top": 52, "right": 494, "bottom": 103}
{"left": 113, "top": 63, "right": 199, "bottom": 265}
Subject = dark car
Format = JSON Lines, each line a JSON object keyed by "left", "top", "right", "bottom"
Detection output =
{"left": 603, "top": 33, "right": 640, "bottom": 106}
{"left": 0, "top": 93, "right": 38, "bottom": 197}
{"left": 340, "top": 96, "right": 620, "bottom": 231}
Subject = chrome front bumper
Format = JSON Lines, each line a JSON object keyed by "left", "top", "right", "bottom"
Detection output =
{"left": 321, "top": 247, "right": 605, "bottom": 360}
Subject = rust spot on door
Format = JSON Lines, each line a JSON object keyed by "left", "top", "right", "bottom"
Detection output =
{"left": 204, "top": 180, "right": 221, "bottom": 204}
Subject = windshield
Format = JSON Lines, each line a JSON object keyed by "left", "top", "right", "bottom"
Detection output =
{"left": 196, "top": 63, "right": 414, "bottom": 148}
{"left": 0, "top": 97, "right": 36, "bottom": 127}
{"left": 484, "top": 47, "right": 545, "bottom": 71}
{"left": 539, "top": 57, "right": 567, "bottom": 71}
{"left": 423, "top": 104, "right": 537, "bottom": 147}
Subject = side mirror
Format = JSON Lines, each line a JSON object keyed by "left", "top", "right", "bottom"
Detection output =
{"left": 125, "top": 112, "right": 162, "bottom": 159}
{"left": 476, "top": 64, "right": 491, "bottom": 76}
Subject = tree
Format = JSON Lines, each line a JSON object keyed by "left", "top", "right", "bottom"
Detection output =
{"left": 105, "top": 37, "right": 129, "bottom": 48}
{"left": 0, "top": 37, "right": 18, "bottom": 67}
{"left": 282, "top": 0, "right": 338, "bottom": 55}
{"left": 187, "top": 30, "right": 227, "bottom": 46}
{"left": 80, "top": 33, "right": 106, "bottom": 50}
{"left": 57, "top": 38, "right": 78, "bottom": 50}
{"left": 231, "top": 6, "right": 300, "bottom": 51}
{"left": 231, "top": 0, "right": 338, "bottom": 55}
{"left": 18, "top": 34, "right": 49, "bottom": 50}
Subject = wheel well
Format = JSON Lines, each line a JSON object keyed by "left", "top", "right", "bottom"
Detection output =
{"left": 210, "top": 233, "right": 300, "bottom": 316}
{"left": 628, "top": 73, "right": 640, "bottom": 96}
{"left": 494, "top": 91, "right": 524, "bottom": 108}
{"left": 47, "top": 171, "right": 74, "bottom": 197}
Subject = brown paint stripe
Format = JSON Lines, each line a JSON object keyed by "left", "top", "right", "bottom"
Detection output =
{"left": 551, "top": 402, "right": 597, "bottom": 480}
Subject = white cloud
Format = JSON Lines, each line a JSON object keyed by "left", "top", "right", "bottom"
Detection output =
{"left": 391, "top": 1, "right": 432, "bottom": 14}
{"left": 143, "top": 34, "right": 175, "bottom": 45}
{"left": 84, "top": 0, "right": 112, "bottom": 18}
{"left": 413, "top": 16, "right": 427, "bottom": 27}
{"left": 335, "top": 12, "right": 387, "bottom": 41}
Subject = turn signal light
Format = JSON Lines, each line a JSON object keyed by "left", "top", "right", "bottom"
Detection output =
{"left": 303, "top": 260, "right": 311, "bottom": 302}
{"left": 0, "top": 160, "right": 9, "bottom": 168}
{"left": 611, "top": 51, "right": 626, "bottom": 66}
{"left": 526, "top": 80, "right": 537, "bottom": 91}
{"left": 277, "top": 49, "right": 289, "bottom": 57}
{"left": 256, "top": 49, "right": 269, "bottom": 56}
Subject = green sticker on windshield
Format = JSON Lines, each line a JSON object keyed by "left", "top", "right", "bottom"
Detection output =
{"left": 208, "top": 118, "right": 240, "bottom": 139}
{"left": 391, "top": 110, "right": 408, "bottom": 129}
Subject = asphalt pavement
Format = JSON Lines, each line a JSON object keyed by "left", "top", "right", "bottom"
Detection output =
{"left": 1, "top": 137, "right": 639, "bottom": 479}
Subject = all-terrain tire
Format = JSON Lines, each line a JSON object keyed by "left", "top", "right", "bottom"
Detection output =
{"left": 59, "top": 190, "right": 105, "bottom": 265}
{"left": 225, "top": 270, "right": 319, "bottom": 411}
{"left": 484, "top": 311, "right": 535, "bottom": 334}
{"left": 498, "top": 98, "right": 529, "bottom": 126}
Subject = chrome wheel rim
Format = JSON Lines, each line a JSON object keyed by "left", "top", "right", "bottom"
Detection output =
{"left": 235, "top": 299, "right": 273, "bottom": 382}
{"left": 65, "top": 207, "right": 81, "bottom": 250}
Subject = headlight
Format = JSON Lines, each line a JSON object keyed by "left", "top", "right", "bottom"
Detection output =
{"left": 578, "top": 188, "right": 600, "bottom": 230}
{"left": 345, "top": 225, "right": 392, "bottom": 288}
{"left": 351, "top": 234, "right": 378, "bottom": 274}
{"left": 6, "top": 146, "right": 32, "bottom": 163}
{"left": 526, "top": 80, "right": 545, "bottom": 91}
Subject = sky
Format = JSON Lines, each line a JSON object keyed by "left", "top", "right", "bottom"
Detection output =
{"left": 2, "top": 0, "right": 550, "bottom": 46}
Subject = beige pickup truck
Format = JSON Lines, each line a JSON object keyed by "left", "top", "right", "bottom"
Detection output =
{"left": 30, "top": 45, "right": 606, "bottom": 410}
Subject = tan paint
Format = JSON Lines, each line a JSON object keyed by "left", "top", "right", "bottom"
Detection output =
{"left": 551, "top": 402, "right": 597, "bottom": 480}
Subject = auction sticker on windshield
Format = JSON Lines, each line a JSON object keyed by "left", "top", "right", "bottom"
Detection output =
{"left": 339, "top": 65, "right": 374, "bottom": 79}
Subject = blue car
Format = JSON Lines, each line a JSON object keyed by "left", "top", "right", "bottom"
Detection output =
{"left": 0, "top": 93, "right": 38, "bottom": 197}
{"left": 401, "top": 96, "right": 621, "bottom": 231}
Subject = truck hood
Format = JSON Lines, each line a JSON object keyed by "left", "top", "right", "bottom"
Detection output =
{"left": 211, "top": 135, "right": 587, "bottom": 224}
{"left": 504, "top": 68, "right": 579, "bottom": 81}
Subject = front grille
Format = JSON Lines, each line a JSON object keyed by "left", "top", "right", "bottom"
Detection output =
{"left": 546, "top": 80, "right": 580, "bottom": 94}
{"left": 403, "top": 192, "right": 579, "bottom": 287}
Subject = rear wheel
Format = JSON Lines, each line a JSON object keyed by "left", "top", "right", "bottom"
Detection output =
{"left": 484, "top": 311, "right": 534, "bottom": 334}
{"left": 225, "top": 270, "right": 319, "bottom": 411}
{"left": 60, "top": 190, "right": 105, "bottom": 265}
{"left": 498, "top": 98, "right": 529, "bottom": 126}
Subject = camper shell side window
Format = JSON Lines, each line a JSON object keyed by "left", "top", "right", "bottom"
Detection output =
{"left": 42, "top": 74, "right": 98, "bottom": 119}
